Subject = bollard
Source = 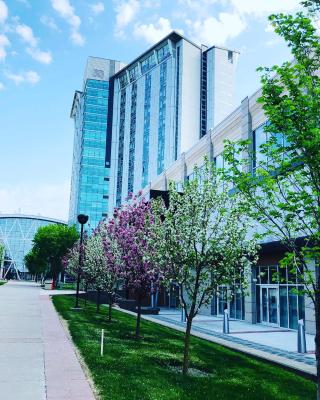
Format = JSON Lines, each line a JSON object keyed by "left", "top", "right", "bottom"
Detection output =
{"left": 297, "top": 319, "right": 307, "bottom": 353}
{"left": 181, "top": 307, "right": 186, "bottom": 323}
{"left": 223, "top": 309, "right": 230, "bottom": 334}
{"left": 100, "top": 329, "right": 105, "bottom": 356}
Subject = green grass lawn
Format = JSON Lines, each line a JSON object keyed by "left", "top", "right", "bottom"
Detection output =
{"left": 53, "top": 295, "right": 316, "bottom": 400}
{"left": 0, "top": 281, "right": 6, "bottom": 286}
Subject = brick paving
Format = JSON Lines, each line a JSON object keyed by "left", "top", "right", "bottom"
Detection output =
{"left": 0, "top": 281, "right": 96, "bottom": 400}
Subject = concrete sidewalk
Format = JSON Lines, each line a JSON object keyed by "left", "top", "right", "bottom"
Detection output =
{"left": 0, "top": 281, "right": 95, "bottom": 400}
{"left": 114, "top": 306, "right": 316, "bottom": 377}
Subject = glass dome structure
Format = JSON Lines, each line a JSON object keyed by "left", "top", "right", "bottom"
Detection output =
{"left": 0, "top": 214, "right": 66, "bottom": 279}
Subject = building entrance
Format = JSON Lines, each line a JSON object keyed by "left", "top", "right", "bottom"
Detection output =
{"left": 260, "top": 285, "right": 279, "bottom": 326}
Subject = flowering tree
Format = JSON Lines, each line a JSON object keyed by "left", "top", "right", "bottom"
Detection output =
{"left": 151, "top": 160, "right": 259, "bottom": 375}
{"left": 84, "top": 223, "right": 119, "bottom": 321}
{"left": 63, "top": 241, "right": 81, "bottom": 281}
{"left": 223, "top": 2, "right": 320, "bottom": 396}
{"left": 109, "top": 194, "right": 160, "bottom": 339}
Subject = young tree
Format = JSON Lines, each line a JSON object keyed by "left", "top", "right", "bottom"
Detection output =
{"left": 151, "top": 161, "right": 258, "bottom": 376}
{"left": 84, "top": 223, "right": 119, "bottom": 321}
{"left": 223, "top": 2, "right": 320, "bottom": 396}
{"left": 24, "top": 249, "right": 47, "bottom": 280}
{"left": 108, "top": 194, "right": 159, "bottom": 339}
{"left": 32, "top": 224, "right": 79, "bottom": 287}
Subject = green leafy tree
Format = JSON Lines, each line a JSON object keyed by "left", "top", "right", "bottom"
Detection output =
{"left": 151, "top": 160, "right": 258, "bottom": 376}
{"left": 24, "top": 249, "right": 47, "bottom": 278}
{"left": 32, "top": 224, "right": 79, "bottom": 286}
{"left": 223, "top": 2, "right": 320, "bottom": 396}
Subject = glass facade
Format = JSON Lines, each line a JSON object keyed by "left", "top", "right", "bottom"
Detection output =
{"left": 211, "top": 285, "right": 245, "bottom": 320}
{"left": 141, "top": 53, "right": 156, "bottom": 74}
{"left": 128, "top": 82, "right": 137, "bottom": 194}
{"left": 253, "top": 123, "right": 288, "bottom": 171}
{"left": 142, "top": 73, "right": 151, "bottom": 188}
{"left": 78, "top": 79, "right": 110, "bottom": 229}
{"left": 255, "top": 265, "right": 305, "bottom": 329}
{"left": 116, "top": 90, "right": 127, "bottom": 207}
{"left": 200, "top": 51, "right": 207, "bottom": 137}
{"left": 0, "top": 216, "right": 66, "bottom": 276}
{"left": 157, "top": 61, "right": 167, "bottom": 175}
{"left": 157, "top": 43, "right": 171, "bottom": 62}
{"left": 174, "top": 46, "right": 180, "bottom": 161}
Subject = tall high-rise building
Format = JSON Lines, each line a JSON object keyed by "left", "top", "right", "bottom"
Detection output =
{"left": 108, "top": 32, "right": 238, "bottom": 211}
{"left": 69, "top": 57, "right": 124, "bottom": 229}
{"left": 69, "top": 33, "right": 238, "bottom": 227}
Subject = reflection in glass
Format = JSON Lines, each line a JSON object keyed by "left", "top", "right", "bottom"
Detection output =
{"left": 289, "top": 289, "right": 298, "bottom": 329}
{"left": 269, "top": 288, "right": 278, "bottom": 324}
{"left": 262, "top": 288, "right": 268, "bottom": 322}
{"left": 280, "top": 287, "right": 288, "bottom": 328}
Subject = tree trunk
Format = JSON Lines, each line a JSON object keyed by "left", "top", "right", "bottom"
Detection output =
{"left": 84, "top": 282, "right": 88, "bottom": 307}
{"left": 135, "top": 295, "right": 142, "bottom": 339}
{"left": 182, "top": 314, "right": 193, "bottom": 376}
{"left": 96, "top": 289, "right": 101, "bottom": 313}
{"left": 315, "top": 271, "right": 320, "bottom": 400}
{"left": 108, "top": 293, "right": 112, "bottom": 322}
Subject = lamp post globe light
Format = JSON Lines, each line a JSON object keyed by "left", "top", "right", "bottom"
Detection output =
{"left": 74, "top": 214, "right": 88, "bottom": 309}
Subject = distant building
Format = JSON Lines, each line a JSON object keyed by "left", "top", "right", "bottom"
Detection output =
{"left": 69, "top": 57, "right": 125, "bottom": 229}
{"left": 0, "top": 214, "right": 66, "bottom": 279}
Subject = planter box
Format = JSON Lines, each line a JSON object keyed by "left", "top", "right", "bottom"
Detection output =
{"left": 140, "top": 307, "right": 160, "bottom": 315}
{"left": 118, "top": 299, "right": 137, "bottom": 312}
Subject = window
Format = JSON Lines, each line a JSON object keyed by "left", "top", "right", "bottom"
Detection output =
{"left": 157, "top": 61, "right": 167, "bottom": 175}
{"left": 119, "top": 73, "right": 128, "bottom": 89}
{"left": 128, "top": 64, "right": 139, "bottom": 82}
{"left": 141, "top": 53, "right": 156, "bottom": 74}
{"left": 157, "top": 43, "right": 171, "bottom": 62}
{"left": 228, "top": 51, "right": 233, "bottom": 64}
{"left": 142, "top": 73, "right": 151, "bottom": 188}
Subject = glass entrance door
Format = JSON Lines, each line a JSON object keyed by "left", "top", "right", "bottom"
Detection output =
{"left": 261, "top": 286, "right": 279, "bottom": 326}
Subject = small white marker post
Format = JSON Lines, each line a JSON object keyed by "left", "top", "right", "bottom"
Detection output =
{"left": 100, "top": 329, "right": 104, "bottom": 356}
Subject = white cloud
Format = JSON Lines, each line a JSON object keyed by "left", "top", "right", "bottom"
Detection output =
{"left": 51, "top": 0, "right": 85, "bottom": 45}
{"left": 230, "top": 0, "right": 300, "bottom": 17}
{"left": 40, "top": 15, "right": 59, "bottom": 31}
{"left": 15, "top": 23, "right": 38, "bottom": 47}
{"left": 4, "top": 69, "right": 40, "bottom": 85}
{"left": 91, "top": 2, "right": 105, "bottom": 15}
{"left": 0, "top": 34, "right": 10, "bottom": 61}
{"left": 114, "top": 0, "right": 140, "bottom": 37}
{"left": 187, "top": 12, "right": 246, "bottom": 46}
{"left": 0, "top": 82, "right": 4, "bottom": 90}
{"left": 26, "top": 47, "right": 52, "bottom": 64}
{"left": 133, "top": 17, "right": 176, "bottom": 44}
{"left": 0, "top": 181, "right": 70, "bottom": 221}
{"left": 15, "top": 22, "right": 53, "bottom": 64}
{"left": 0, "top": 0, "right": 8, "bottom": 25}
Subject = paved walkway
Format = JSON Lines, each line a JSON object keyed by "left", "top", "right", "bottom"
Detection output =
{"left": 0, "top": 281, "right": 95, "bottom": 400}
{"left": 115, "top": 306, "right": 316, "bottom": 377}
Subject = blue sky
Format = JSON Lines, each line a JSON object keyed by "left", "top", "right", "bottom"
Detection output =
{"left": 0, "top": 0, "right": 301, "bottom": 220}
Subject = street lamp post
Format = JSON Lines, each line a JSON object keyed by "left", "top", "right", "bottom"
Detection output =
{"left": 74, "top": 214, "right": 88, "bottom": 309}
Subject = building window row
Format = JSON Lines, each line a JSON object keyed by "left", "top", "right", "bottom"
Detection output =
{"left": 157, "top": 61, "right": 167, "bottom": 175}
{"left": 142, "top": 73, "right": 152, "bottom": 188}
{"left": 118, "top": 43, "right": 172, "bottom": 89}
{"left": 116, "top": 89, "right": 127, "bottom": 206}
{"left": 174, "top": 46, "right": 180, "bottom": 161}
{"left": 128, "top": 82, "right": 137, "bottom": 194}
{"left": 86, "top": 79, "right": 109, "bottom": 90}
